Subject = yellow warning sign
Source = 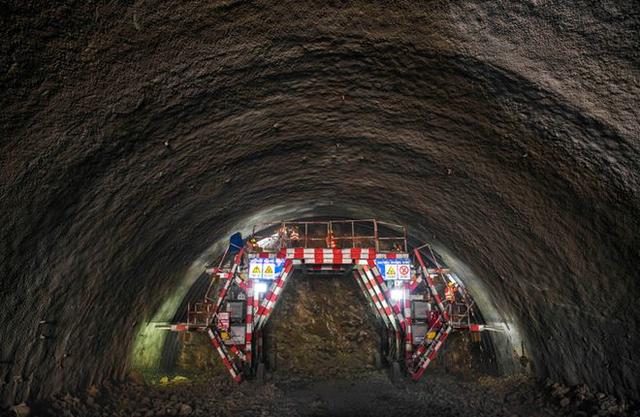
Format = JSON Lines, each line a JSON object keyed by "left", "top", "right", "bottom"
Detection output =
{"left": 387, "top": 266, "right": 396, "bottom": 277}
{"left": 252, "top": 266, "right": 261, "bottom": 274}
{"left": 264, "top": 265, "right": 273, "bottom": 274}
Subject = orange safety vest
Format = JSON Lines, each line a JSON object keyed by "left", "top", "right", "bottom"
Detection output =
{"left": 445, "top": 284, "right": 456, "bottom": 302}
{"left": 326, "top": 233, "right": 336, "bottom": 248}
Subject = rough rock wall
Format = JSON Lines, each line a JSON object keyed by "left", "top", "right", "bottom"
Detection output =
{"left": 266, "top": 273, "right": 379, "bottom": 379}
{"left": 1, "top": 0, "right": 639, "bottom": 405}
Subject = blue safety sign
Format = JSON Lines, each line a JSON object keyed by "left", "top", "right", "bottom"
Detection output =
{"left": 248, "top": 258, "right": 285, "bottom": 280}
{"left": 375, "top": 258, "right": 412, "bottom": 280}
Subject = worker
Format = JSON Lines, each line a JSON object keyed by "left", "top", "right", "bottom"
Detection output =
{"left": 325, "top": 230, "right": 337, "bottom": 248}
{"left": 247, "top": 237, "right": 260, "bottom": 252}
{"left": 393, "top": 242, "right": 403, "bottom": 252}
{"left": 290, "top": 226, "right": 300, "bottom": 247}
{"left": 278, "top": 225, "right": 289, "bottom": 248}
{"left": 445, "top": 282, "right": 456, "bottom": 303}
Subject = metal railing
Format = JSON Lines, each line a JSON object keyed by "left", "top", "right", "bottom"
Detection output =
{"left": 248, "top": 219, "right": 407, "bottom": 252}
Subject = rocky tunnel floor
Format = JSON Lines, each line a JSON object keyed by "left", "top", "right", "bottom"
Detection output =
{"left": 13, "top": 370, "right": 637, "bottom": 417}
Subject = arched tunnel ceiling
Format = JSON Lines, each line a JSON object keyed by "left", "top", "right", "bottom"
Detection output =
{"left": 1, "top": 0, "right": 639, "bottom": 405}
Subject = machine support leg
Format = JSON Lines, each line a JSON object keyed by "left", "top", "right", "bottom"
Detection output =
{"left": 255, "top": 260, "right": 293, "bottom": 331}
{"left": 244, "top": 280, "right": 254, "bottom": 367}
{"left": 207, "top": 328, "right": 242, "bottom": 383}
{"left": 410, "top": 325, "right": 452, "bottom": 381}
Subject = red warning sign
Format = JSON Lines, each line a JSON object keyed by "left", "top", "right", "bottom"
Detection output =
{"left": 398, "top": 265, "right": 411, "bottom": 280}
{"left": 217, "top": 312, "right": 230, "bottom": 331}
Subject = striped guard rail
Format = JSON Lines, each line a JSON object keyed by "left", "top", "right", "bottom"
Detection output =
{"left": 207, "top": 328, "right": 242, "bottom": 383}
{"left": 409, "top": 324, "right": 452, "bottom": 381}
{"left": 367, "top": 261, "right": 392, "bottom": 297}
{"left": 403, "top": 282, "right": 413, "bottom": 362}
{"left": 376, "top": 252, "right": 409, "bottom": 259}
{"left": 352, "top": 268, "right": 383, "bottom": 322}
{"left": 251, "top": 248, "right": 407, "bottom": 261}
{"left": 214, "top": 249, "right": 245, "bottom": 314}
{"left": 414, "top": 249, "right": 449, "bottom": 322}
{"left": 411, "top": 317, "right": 446, "bottom": 363}
{"left": 229, "top": 344, "right": 246, "bottom": 362}
{"left": 244, "top": 280, "right": 254, "bottom": 365}
{"left": 361, "top": 265, "right": 399, "bottom": 331}
{"left": 307, "top": 265, "right": 349, "bottom": 271}
{"left": 254, "top": 259, "right": 294, "bottom": 331}
{"left": 393, "top": 299, "right": 406, "bottom": 332}
{"left": 354, "top": 267, "right": 391, "bottom": 329}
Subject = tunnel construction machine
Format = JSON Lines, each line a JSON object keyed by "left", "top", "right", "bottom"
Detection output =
{"left": 166, "top": 219, "right": 488, "bottom": 383}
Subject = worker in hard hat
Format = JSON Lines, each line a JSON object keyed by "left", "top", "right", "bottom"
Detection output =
{"left": 325, "top": 230, "right": 337, "bottom": 248}
{"left": 290, "top": 226, "right": 301, "bottom": 247}
{"left": 278, "top": 225, "right": 289, "bottom": 248}
{"left": 445, "top": 282, "right": 456, "bottom": 303}
{"left": 247, "top": 237, "right": 260, "bottom": 252}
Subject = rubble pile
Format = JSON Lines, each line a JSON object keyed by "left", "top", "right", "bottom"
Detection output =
{"left": 543, "top": 380, "right": 634, "bottom": 417}
{"left": 5, "top": 372, "right": 638, "bottom": 417}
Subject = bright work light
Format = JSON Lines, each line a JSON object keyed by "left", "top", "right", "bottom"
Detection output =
{"left": 391, "top": 288, "right": 404, "bottom": 301}
{"left": 254, "top": 282, "right": 268, "bottom": 294}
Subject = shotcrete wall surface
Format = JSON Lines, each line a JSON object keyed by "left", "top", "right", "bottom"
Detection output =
{"left": 1, "top": 0, "right": 639, "bottom": 406}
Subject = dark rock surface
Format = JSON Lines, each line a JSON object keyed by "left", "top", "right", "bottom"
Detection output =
{"left": 266, "top": 273, "right": 380, "bottom": 378}
{"left": 1, "top": 0, "right": 639, "bottom": 408}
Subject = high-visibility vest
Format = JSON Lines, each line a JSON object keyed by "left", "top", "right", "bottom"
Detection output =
{"left": 326, "top": 233, "right": 336, "bottom": 248}
{"left": 445, "top": 284, "right": 456, "bottom": 302}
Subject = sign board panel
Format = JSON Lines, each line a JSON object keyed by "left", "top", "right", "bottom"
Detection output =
{"left": 226, "top": 301, "right": 244, "bottom": 319}
{"left": 375, "top": 258, "right": 412, "bottom": 280}
{"left": 412, "top": 323, "right": 428, "bottom": 344}
{"left": 248, "top": 258, "right": 285, "bottom": 280}
{"left": 224, "top": 325, "right": 246, "bottom": 345}
{"left": 249, "top": 262, "right": 263, "bottom": 279}
{"left": 217, "top": 312, "right": 230, "bottom": 331}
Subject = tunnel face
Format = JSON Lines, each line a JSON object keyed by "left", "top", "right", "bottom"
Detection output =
{"left": 1, "top": 0, "right": 640, "bottom": 408}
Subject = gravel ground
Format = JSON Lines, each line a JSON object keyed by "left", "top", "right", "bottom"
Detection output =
{"left": 4, "top": 370, "right": 635, "bottom": 417}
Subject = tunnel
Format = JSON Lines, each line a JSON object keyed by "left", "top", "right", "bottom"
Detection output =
{"left": 1, "top": 1, "right": 639, "bottom": 416}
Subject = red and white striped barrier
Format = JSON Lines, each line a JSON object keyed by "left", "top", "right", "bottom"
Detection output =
{"left": 414, "top": 249, "right": 449, "bottom": 322}
{"left": 367, "top": 262, "right": 392, "bottom": 296}
{"left": 403, "top": 283, "right": 413, "bottom": 362}
{"left": 352, "top": 268, "right": 383, "bottom": 322}
{"left": 376, "top": 252, "right": 409, "bottom": 259}
{"left": 250, "top": 248, "right": 411, "bottom": 263}
{"left": 229, "top": 344, "right": 246, "bottom": 362}
{"left": 354, "top": 266, "right": 402, "bottom": 360}
{"left": 353, "top": 267, "right": 391, "bottom": 328}
{"left": 410, "top": 325, "right": 452, "bottom": 381}
{"left": 411, "top": 317, "right": 444, "bottom": 362}
{"left": 244, "top": 281, "right": 254, "bottom": 365}
{"left": 207, "top": 328, "right": 242, "bottom": 383}
{"left": 307, "top": 265, "right": 348, "bottom": 272}
{"left": 213, "top": 249, "right": 245, "bottom": 314}
{"left": 361, "top": 265, "right": 399, "bottom": 331}
{"left": 284, "top": 248, "right": 377, "bottom": 260}
{"left": 254, "top": 260, "right": 294, "bottom": 331}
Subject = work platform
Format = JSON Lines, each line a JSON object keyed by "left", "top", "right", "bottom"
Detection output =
{"left": 167, "top": 219, "right": 484, "bottom": 383}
